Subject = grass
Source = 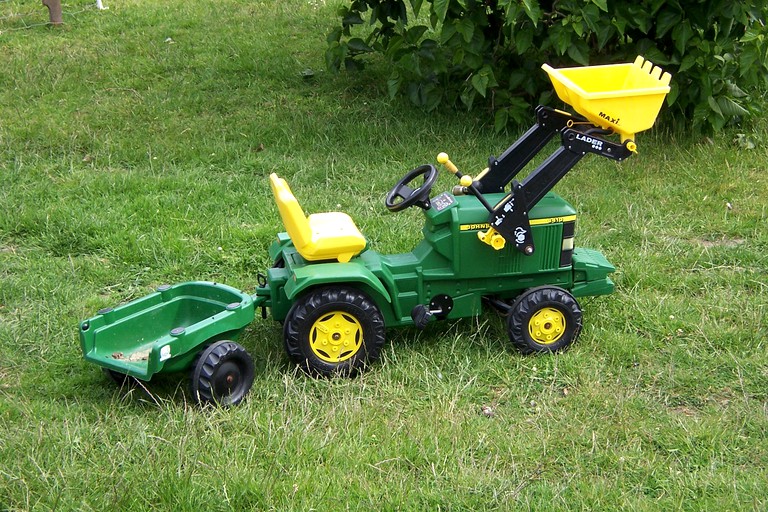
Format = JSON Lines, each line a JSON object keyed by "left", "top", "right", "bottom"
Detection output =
{"left": 1, "top": 0, "right": 767, "bottom": 510}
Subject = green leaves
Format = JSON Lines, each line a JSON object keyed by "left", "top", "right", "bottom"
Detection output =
{"left": 521, "top": 0, "right": 541, "bottom": 25}
{"left": 514, "top": 27, "right": 534, "bottom": 54}
{"left": 347, "top": 38, "right": 373, "bottom": 53}
{"left": 567, "top": 41, "right": 590, "bottom": 66}
{"left": 470, "top": 66, "right": 498, "bottom": 98}
{"left": 409, "top": 0, "right": 424, "bottom": 17}
{"left": 655, "top": 8, "right": 681, "bottom": 38}
{"left": 455, "top": 18, "right": 474, "bottom": 43}
{"left": 387, "top": 72, "right": 402, "bottom": 99}
{"left": 405, "top": 25, "right": 429, "bottom": 44}
{"left": 433, "top": 0, "right": 449, "bottom": 24}
{"left": 328, "top": 0, "right": 768, "bottom": 132}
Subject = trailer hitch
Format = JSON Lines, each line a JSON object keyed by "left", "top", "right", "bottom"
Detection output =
{"left": 255, "top": 272, "right": 271, "bottom": 319}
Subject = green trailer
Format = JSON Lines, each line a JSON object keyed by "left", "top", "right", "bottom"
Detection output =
{"left": 79, "top": 57, "right": 671, "bottom": 406}
{"left": 80, "top": 281, "right": 260, "bottom": 405}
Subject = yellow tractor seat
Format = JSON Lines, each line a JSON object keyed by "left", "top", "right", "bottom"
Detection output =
{"left": 269, "top": 173, "right": 366, "bottom": 263}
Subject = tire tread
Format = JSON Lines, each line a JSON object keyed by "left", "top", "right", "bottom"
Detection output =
{"left": 283, "top": 286, "right": 385, "bottom": 377}
{"left": 507, "top": 286, "right": 582, "bottom": 354}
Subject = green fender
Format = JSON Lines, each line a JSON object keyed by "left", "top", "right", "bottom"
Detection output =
{"left": 283, "top": 260, "right": 392, "bottom": 305}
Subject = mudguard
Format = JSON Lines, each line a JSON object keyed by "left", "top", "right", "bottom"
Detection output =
{"left": 283, "top": 259, "right": 392, "bottom": 304}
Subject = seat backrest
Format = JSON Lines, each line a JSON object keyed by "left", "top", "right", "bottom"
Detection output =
{"left": 269, "top": 173, "right": 312, "bottom": 249}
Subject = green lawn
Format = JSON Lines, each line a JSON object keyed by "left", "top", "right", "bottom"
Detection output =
{"left": 1, "top": 0, "right": 767, "bottom": 510}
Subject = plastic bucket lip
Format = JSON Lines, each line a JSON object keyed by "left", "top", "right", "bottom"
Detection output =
{"left": 547, "top": 75, "right": 670, "bottom": 100}
{"left": 541, "top": 63, "right": 671, "bottom": 100}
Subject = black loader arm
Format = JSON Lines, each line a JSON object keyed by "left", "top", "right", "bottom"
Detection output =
{"left": 477, "top": 106, "right": 634, "bottom": 255}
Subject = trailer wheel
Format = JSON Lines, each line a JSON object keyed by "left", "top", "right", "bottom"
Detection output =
{"left": 103, "top": 368, "right": 139, "bottom": 388}
{"left": 190, "top": 340, "right": 255, "bottom": 406}
{"left": 283, "top": 286, "right": 385, "bottom": 377}
{"left": 507, "top": 286, "right": 582, "bottom": 354}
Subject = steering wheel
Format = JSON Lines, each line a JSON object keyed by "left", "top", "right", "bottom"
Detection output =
{"left": 385, "top": 164, "right": 439, "bottom": 212}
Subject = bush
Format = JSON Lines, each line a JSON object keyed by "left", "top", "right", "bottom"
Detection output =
{"left": 326, "top": 0, "right": 768, "bottom": 132}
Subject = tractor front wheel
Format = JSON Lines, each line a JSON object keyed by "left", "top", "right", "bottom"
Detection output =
{"left": 507, "top": 286, "right": 582, "bottom": 354}
{"left": 283, "top": 286, "right": 385, "bottom": 377}
{"left": 190, "top": 340, "right": 255, "bottom": 406}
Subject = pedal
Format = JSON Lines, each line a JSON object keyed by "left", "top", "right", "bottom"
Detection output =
{"left": 410, "top": 305, "right": 433, "bottom": 330}
{"left": 410, "top": 294, "right": 454, "bottom": 330}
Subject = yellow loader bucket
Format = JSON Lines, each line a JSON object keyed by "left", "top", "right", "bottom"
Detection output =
{"left": 541, "top": 56, "right": 671, "bottom": 143}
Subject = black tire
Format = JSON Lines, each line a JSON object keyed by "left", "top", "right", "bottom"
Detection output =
{"left": 507, "top": 286, "right": 582, "bottom": 354}
{"left": 189, "top": 340, "right": 255, "bottom": 406}
{"left": 283, "top": 286, "right": 386, "bottom": 377}
{"left": 103, "top": 367, "right": 139, "bottom": 388}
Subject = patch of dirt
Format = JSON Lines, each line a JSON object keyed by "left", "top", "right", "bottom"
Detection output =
{"left": 670, "top": 406, "right": 699, "bottom": 417}
{"left": 111, "top": 349, "right": 150, "bottom": 362}
{"left": 698, "top": 238, "right": 746, "bottom": 249}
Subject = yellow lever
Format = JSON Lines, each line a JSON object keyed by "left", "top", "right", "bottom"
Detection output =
{"left": 437, "top": 152, "right": 459, "bottom": 174}
{"left": 478, "top": 227, "right": 506, "bottom": 250}
{"left": 438, "top": 151, "right": 500, "bottom": 247}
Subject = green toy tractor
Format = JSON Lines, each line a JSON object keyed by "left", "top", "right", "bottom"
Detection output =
{"left": 78, "top": 57, "right": 671, "bottom": 405}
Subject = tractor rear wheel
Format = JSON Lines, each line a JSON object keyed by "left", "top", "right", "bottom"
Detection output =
{"left": 283, "top": 286, "right": 385, "bottom": 377}
{"left": 507, "top": 286, "right": 582, "bottom": 354}
{"left": 190, "top": 340, "right": 255, "bottom": 406}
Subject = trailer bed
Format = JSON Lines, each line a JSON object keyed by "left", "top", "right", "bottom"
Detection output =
{"left": 79, "top": 281, "right": 255, "bottom": 379}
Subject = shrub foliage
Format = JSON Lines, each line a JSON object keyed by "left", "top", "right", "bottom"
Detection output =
{"left": 327, "top": 0, "right": 768, "bottom": 131}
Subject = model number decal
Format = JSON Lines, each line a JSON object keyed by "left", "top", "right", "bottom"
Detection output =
{"left": 575, "top": 133, "right": 603, "bottom": 151}
{"left": 529, "top": 215, "right": 576, "bottom": 226}
{"left": 461, "top": 215, "right": 575, "bottom": 231}
{"left": 599, "top": 111, "right": 620, "bottom": 125}
{"left": 460, "top": 223, "right": 491, "bottom": 231}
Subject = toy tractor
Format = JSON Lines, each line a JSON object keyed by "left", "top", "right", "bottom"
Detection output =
{"left": 79, "top": 57, "right": 671, "bottom": 405}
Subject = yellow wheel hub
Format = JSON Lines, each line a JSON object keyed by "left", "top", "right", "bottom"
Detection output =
{"left": 309, "top": 311, "right": 363, "bottom": 363}
{"left": 528, "top": 307, "right": 566, "bottom": 345}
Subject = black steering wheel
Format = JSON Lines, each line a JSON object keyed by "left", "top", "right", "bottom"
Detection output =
{"left": 385, "top": 164, "right": 439, "bottom": 212}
